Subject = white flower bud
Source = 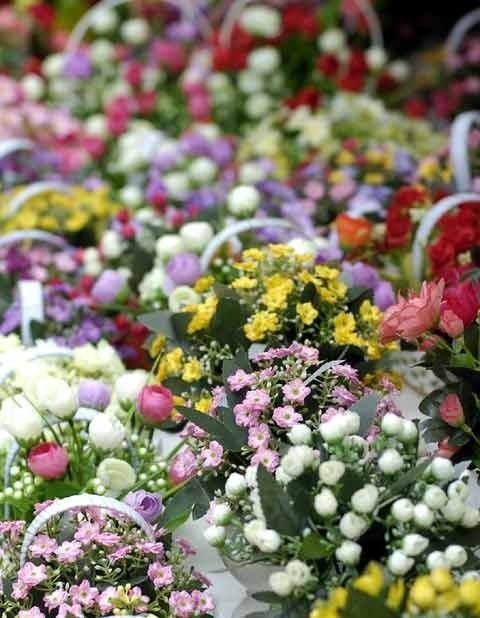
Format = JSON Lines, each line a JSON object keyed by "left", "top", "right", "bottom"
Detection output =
{"left": 351, "top": 484, "right": 378, "bottom": 514}
{"left": 119, "top": 186, "right": 143, "bottom": 208}
{"left": 378, "top": 449, "right": 404, "bottom": 474}
{"left": 244, "top": 519, "right": 265, "bottom": 545}
{"left": 91, "top": 7, "right": 118, "bottom": 33}
{"left": 445, "top": 545, "right": 468, "bottom": 568}
{"left": 89, "top": 415, "right": 125, "bottom": 450}
{"left": 423, "top": 485, "right": 447, "bottom": 510}
{"left": 387, "top": 550, "right": 414, "bottom": 575}
{"left": 42, "top": 53, "right": 64, "bottom": 78}
{"left": 238, "top": 70, "right": 263, "bottom": 94}
{"left": 245, "top": 93, "right": 272, "bottom": 119}
{"left": 442, "top": 498, "right": 466, "bottom": 522}
{"left": 431, "top": 457, "right": 455, "bottom": 482}
{"left": 21, "top": 74, "right": 44, "bottom": 100}
{"left": 204, "top": 525, "right": 226, "bottom": 547}
{"left": 314, "top": 488, "right": 338, "bottom": 517}
{"left": 319, "top": 461, "right": 345, "bottom": 485}
{"left": 156, "top": 235, "right": 186, "bottom": 262}
{"left": 269, "top": 571, "right": 293, "bottom": 597}
{"left": 164, "top": 172, "right": 190, "bottom": 201}
{"left": 281, "top": 451, "right": 304, "bottom": 478}
{"left": 391, "top": 499, "right": 414, "bottom": 522}
{"left": 239, "top": 161, "right": 267, "bottom": 184}
{"left": 318, "top": 28, "right": 346, "bottom": 53}
{"left": 189, "top": 157, "right": 218, "bottom": 185}
{"left": 212, "top": 503, "right": 232, "bottom": 525}
{"left": 180, "top": 222, "right": 214, "bottom": 253}
{"left": 256, "top": 528, "right": 282, "bottom": 553}
{"left": 335, "top": 540, "right": 362, "bottom": 565}
{"left": 34, "top": 377, "right": 78, "bottom": 419}
{"left": 248, "top": 46, "right": 280, "bottom": 75}
{"left": 115, "top": 370, "right": 148, "bottom": 407}
{"left": 168, "top": 286, "right": 200, "bottom": 313}
{"left": 413, "top": 503, "right": 435, "bottom": 528}
{"left": 344, "top": 412, "right": 360, "bottom": 435}
{"left": 0, "top": 396, "right": 43, "bottom": 442}
{"left": 462, "top": 506, "right": 480, "bottom": 528}
{"left": 227, "top": 185, "right": 261, "bottom": 217}
{"left": 402, "top": 533, "right": 429, "bottom": 557}
{"left": 399, "top": 419, "right": 418, "bottom": 443}
{"left": 240, "top": 6, "right": 281, "bottom": 37}
{"left": 101, "top": 230, "right": 125, "bottom": 259}
{"left": 287, "top": 424, "right": 312, "bottom": 445}
{"left": 85, "top": 114, "right": 107, "bottom": 138}
{"left": 381, "top": 413, "right": 403, "bottom": 436}
{"left": 319, "top": 415, "right": 348, "bottom": 443}
{"left": 90, "top": 40, "right": 115, "bottom": 65}
{"left": 339, "top": 512, "right": 368, "bottom": 540}
{"left": 389, "top": 60, "right": 410, "bottom": 81}
{"left": 285, "top": 560, "right": 312, "bottom": 587}
{"left": 427, "top": 551, "right": 448, "bottom": 570}
{"left": 121, "top": 18, "right": 150, "bottom": 45}
{"left": 366, "top": 46, "right": 387, "bottom": 70}
{"left": 97, "top": 458, "right": 136, "bottom": 494}
{"left": 225, "top": 473, "right": 247, "bottom": 498}
{"left": 447, "top": 480, "right": 469, "bottom": 502}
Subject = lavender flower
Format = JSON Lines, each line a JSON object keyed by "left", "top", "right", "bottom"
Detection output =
{"left": 78, "top": 379, "right": 111, "bottom": 410}
{"left": 124, "top": 490, "right": 163, "bottom": 522}
{"left": 91, "top": 270, "right": 125, "bottom": 304}
{"left": 167, "top": 252, "right": 202, "bottom": 286}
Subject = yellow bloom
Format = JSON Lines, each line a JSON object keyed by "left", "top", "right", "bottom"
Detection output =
{"left": 459, "top": 579, "right": 480, "bottom": 607}
{"left": 353, "top": 563, "right": 384, "bottom": 596}
{"left": 234, "top": 261, "right": 258, "bottom": 273}
{"left": 436, "top": 590, "right": 460, "bottom": 612}
{"left": 194, "top": 276, "right": 214, "bottom": 293}
{"left": 182, "top": 359, "right": 203, "bottom": 383}
{"left": 418, "top": 157, "right": 440, "bottom": 180}
{"left": 150, "top": 335, "right": 167, "bottom": 358}
{"left": 187, "top": 296, "right": 218, "bottom": 334}
{"left": 314, "top": 265, "right": 340, "bottom": 280}
{"left": 336, "top": 150, "right": 355, "bottom": 165}
{"left": 195, "top": 396, "right": 212, "bottom": 413}
{"left": 242, "top": 248, "right": 265, "bottom": 262}
{"left": 328, "top": 170, "right": 346, "bottom": 184}
{"left": 156, "top": 347, "right": 184, "bottom": 381}
{"left": 267, "top": 244, "right": 294, "bottom": 259}
{"left": 244, "top": 311, "right": 279, "bottom": 341}
{"left": 231, "top": 276, "right": 258, "bottom": 291}
{"left": 329, "top": 588, "right": 347, "bottom": 610}
{"left": 430, "top": 568, "right": 454, "bottom": 593}
{"left": 359, "top": 300, "right": 382, "bottom": 325}
{"left": 297, "top": 302, "right": 318, "bottom": 325}
{"left": 364, "top": 173, "right": 385, "bottom": 185}
{"left": 387, "top": 579, "right": 405, "bottom": 610}
{"left": 365, "top": 150, "right": 385, "bottom": 165}
{"left": 409, "top": 576, "right": 436, "bottom": 610}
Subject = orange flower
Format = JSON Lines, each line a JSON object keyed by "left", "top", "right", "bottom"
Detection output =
{"left": 336, "top": 213, "right": 373, "bottom": 248}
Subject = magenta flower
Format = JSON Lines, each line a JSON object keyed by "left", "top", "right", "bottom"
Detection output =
{"left": 95, "top": 532, "right": 121, "bottom": 547}
{"left": 233, "top": 403, "right": 261, "bottom": 427}
{"left": 70, "top": 580, "right": 99, "bottom": 608}
{"left": 272, "top": 405, "right": 303, "bottom": 428}
{"left": 109, "top": 545, "right": 132, "bottom": 563}
{"left": 227, "top": 369, "right": 256, "bottom": 391}
{"left": 244, "top": 389, "right": 270, "bottom": 412}
{"left": 175, "top": 537, "right": 197, "bottom": 556}
{"left": 282, "top": 379, "right": 311, "bottom": 404}
{"left": 169, "top": 448, "right": 198, "bottom": 485}
{"left": 55, "top": 540, "right": 83, "bottom": 564}
{"left": 200, "top": 441, "right": 224, "bottom": 468}
{"left": 98, "top": 587, "right": 115, "bottom": 612}
{"left": 333, "top": 364, "right": 358, "bottom": 380}
{"left": 289, "top": 342, "right": 319, "bottom": 362}
{"left": 169, "top": 590, "right": 196, "bottom": 618}
{"left": 251, "top": 448, "right": 280, "bottom": 472}
{"left": 29, "top": 534, "right": 57, "bottom": 559}
{"left": 148, "top": 562, "right": 175, "bottom": 588}
{"left": 17, "top": 562, "right": 47, "bottom": 587}
{"left": 248, "top": 423, "right": 271, "bottom": 449}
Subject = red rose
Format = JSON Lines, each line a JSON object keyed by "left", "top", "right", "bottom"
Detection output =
{"left": 403, "top": 98, "right": 428, "bottom": 118}
{"left": 442, "top": 280, "right": 480, "bottom": 327}
{"left": 347, "top": 49, "right": 368, "bottom": 75}
{"left": 427, "top": 240, "right": 456, "bottom": 276}
{"left": 338, "top": 71, "right": 364, "bottom": 93}
{"left": 385, "top": 207, "right": 412, "bottom": 249}
{"left": 316, "top": 53, "right": 340, "bottom": 78}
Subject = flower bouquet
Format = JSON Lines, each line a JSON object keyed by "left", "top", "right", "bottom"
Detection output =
{"left": 0, "top": 495, "right": 215, "bottom": 617}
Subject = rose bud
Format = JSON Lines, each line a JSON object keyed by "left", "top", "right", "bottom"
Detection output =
{"left": 439, "top": 308, "right": 465, "bottom": 338}
{"left": 166, "top": 252, "right": 202, "bottom": 286}
{"left": 28, "top": 442, "right": 69, "bottom": 480}
{"left": 124, "top": 490, "right": 163, "bottom": 522}
{"left": 137, "top": 385, "right": 174, "bottom": 426}
{"left": 336, "top": 213, "right": 373, "bottom": 249}
{"left": 91, "top": 269, "right": 126, "bottom": 304}
{"left": 439, "top": 393, "right": 465, "bottom": 428}
{"left": 436, "top": 437, "right": 461, "bottom": 459}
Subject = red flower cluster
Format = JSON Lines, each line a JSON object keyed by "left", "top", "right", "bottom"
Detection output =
{"left": 427, "top": 201, "right": 480, "bottom": 277}
{"left": 281, "top": 5, "right": 320, "bottom": 39}
{"left": 211, "top": 26, "right": 255, "bottom": 71}
{"left": 385, "top": 185, "right": 429, "bottom": 249}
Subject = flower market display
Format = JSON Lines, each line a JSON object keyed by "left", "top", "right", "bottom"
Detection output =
{"left": 1, "top": 1, "right": 480, "bottom": 617}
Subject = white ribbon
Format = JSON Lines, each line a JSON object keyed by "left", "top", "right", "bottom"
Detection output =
{"left": 450, "top": 111, "right": 480, "bottom": 192}
{"left": 446, "top": 8, "right": 480, "bottom": 57}
{"left": 411, "top": 192, "right": 480, "bottom": 282}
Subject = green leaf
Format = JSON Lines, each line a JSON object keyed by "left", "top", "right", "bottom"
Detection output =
{"left": 350, "top": 393, "right": 381, "bottom": 436}
{"left": 214, "top": 283, "right": 240, "bottom": 300}
{"left": 210, "top": 296, "right": 248, "bottom": 349}
{"left": 139, "top": 311, "right": 175, "bottom": 338}
{"left": 338, "top": 469, "right": 366, "bottom": 503}
{"left": 251, "top": 591, "right": 282, "bottom": 604}
{"left": 161, "top": 478, "right": 212, "bottom": 530}
{"left": 177, "top": 405, "right": 246, "bottom": 451}
{"left": 343, "top": 589, "right": 399, "bottom": 618}
{"left": 216, "top": 406, "right": 248, "bottom": 447}
{"left": 257, "top": 465, "right": 301, "bottom": 536}
{"left": 299, "top": 534, "right": 332, "bottom": 560}
{"left": 43, "top": 480, "right": 80, "bottom": 500}
{"left": 383, "top": 460, "right": 431, "bottom": 499}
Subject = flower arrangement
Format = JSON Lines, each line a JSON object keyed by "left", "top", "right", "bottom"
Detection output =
{"left": 310, "top": 563, "right": 480, "bottom": 618}
{"left": 0, "top": 499, "right": 215, "bottom": 617}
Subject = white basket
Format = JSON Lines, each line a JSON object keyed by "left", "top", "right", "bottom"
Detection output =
{"left": 450, "top": 111, "right": 480, "bottom": 192}
{"left": 446, "top": 8, "right": 480, "bottom": 58}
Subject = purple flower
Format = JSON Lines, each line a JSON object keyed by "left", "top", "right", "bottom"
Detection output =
{"left": 63, "top": 51, "right": 92, "bottom": 80}
{"left": 77, "top": 379, "right": 111, "bottom": 410}
{"left": 166, "top": 252, "right": 202, "bottom": 286}
{"left": 342, "top": 261, "right": 379, "bottom": 289}
{"left": 124, "top": 490, "right": 163, "bottom": 522}
{"left": 165, "top": 20, "right": 197, "bottom": 42}
{"left": 208, "top": 139, "right": 233, "bottom": 165}
{"left": 91, "top": 270, "right": 125, "bottom": 304}
{"left": 374, "top": 280, "right": 395, "bottom": 310}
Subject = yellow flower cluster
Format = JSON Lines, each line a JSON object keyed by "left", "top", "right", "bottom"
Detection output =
{"left": 155, "top": 346, "right": 203, "bottom": 384}
{"left": 310, "top": 564, "right": 480, "bottom": 618}
{"left": 185, "top": 296, "right": 218, "bottom": 334}
{"left": 0, "top": 186, "right": 120, "bottom": 238}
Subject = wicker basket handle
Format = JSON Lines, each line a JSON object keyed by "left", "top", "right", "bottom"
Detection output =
{"left": 450, "top": 111, "right": 480, "bottom": 192}
{"left": 3, "top": 181, "right": 70, "bottom": 219}
{"left": 446, "top": 8, "right": 480, "bottom": 57}
{"left": 0, "top": 139, "right": 34, "bottom": 161}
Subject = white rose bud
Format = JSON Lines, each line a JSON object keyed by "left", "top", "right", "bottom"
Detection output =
{"left": 248, "top": 46, "right": 280, "bottom": 75}
{"left": 344, "top": 412, "right": 360, "bottom": 435}
{"left": 447, "top": 480, "right": 469, "bottom": 502}
{"left": 462, "top": 506, "right": 480, "bottom": 528}
{"left": 335, "top": 540, "right": 362, "bottom": 565}
{"left": 244, "top": 519, "right": 265, "bottom": 546}
{"left": 402, "top": 534, "right": 429, "bottom": 557}
{"left": 0, "top": 395, "right": 43, "bottom": 442}
{"left": 101, "top": 230, "right": 125, "bottom": 259}
{"left": 180, "top": 222, "right": 214, "bottom": 253}
{"left": 413, "top": 503, "right": 435, "bottom": 528}
{"left": 389, "top": 60, "right": 410, "bottom": 81}
{"left": 287, "top": 424, "right": 312, "bottom": 445}
{"left": 399, "top": 419, "right": 418, "bottom": 443}
{"left": 426, "top": 551, "right": 448, "bottom": 570}
{"left": 256, "top": 529, "right": 282, "bottom": 553}
{"left": 366, "top": 46, "right": 387, "bottom": 71}
{"left": 378, "top": 449, "right": 404, "bottom": 474}
{"left": 387, "top": 550, "right": 414, "bottom": 576}
{"left": 240, "top": 6, "right": 281, "bottom": 38}
{"left": 156, "top": 235, "right": 186, "bottom": 262}
{"left": 89, "top": 415, "right": 125, "bottom": 450}
{"left": 319, "top": 461, "right": 345, "bottom": 485}
{"left": 115, "top": 370, "right": 148, "bottom": 407}
{"left": 318, "top": 28, "right": 346, "bottom": 53}
{"left": 91, "top": 7, "right": 118, "bottom": 33}
{"left": 189, "top": 157, "right": 218, "bottom": 185}
{"left": 239, "top": 161, "right": 266, "bottom": 184}
{"left": 339, "top": 512, "right": 368, "bottom": 540}
{"left": 442, "top": 498, "right": 466, "bottom": 522}
{"left": 319, "top": 416, "right": 347, "bottom": 443}
{"left": 285, "top": 560, "right": 312, "bottom": 586}
{"left": 121, "top": 18, "right": 150, "bottom": 45}
{"left": 281, "top": 451, "right": 304, "bottom": 478}
{"left": 445, "top": 545, "right": 468, "bottom": 568}
{"left": 204, "top": 525, "right": 226, "bottom": 547}
{"left": 225, "top": 473, "right": 247, "bottom": 498}
{"left": 90, "top": 40, "right": 114, "bottom": 65}
{"left": 164, "top": 172, "right": 190, "bottom": 200}
{"left": 21, "top": 74, "right": 44, "bottom": 100}
{"left": 314, "top": 488, "right": 338, "bottom": 517}
{"left": 227, "top": 185, "right": 261, "bottom": 217}
{"left": 119, "top": 186, "right": 143, "bottom": 208}
{"left": 351, "top": 484, "right": 379, "bottom": 514}
{"left": 381, "top": 413, "right": 403, "bottom": 436}
{"left": 35, "top": 377, "right": 78, "bottom": 419}
{"left": 431, "top": 457, "right": 455, "bottom": 482}
{"left": 269, "top": 571, "right": 293, "bottom": 597}
{"left": 97, "top": 458, "right": 136, "bottom": 494}
{"left": 391, "top": 499, "right": 414, "bottom": 522}
{"left": 42, "top": 53, "right": 64, "bottom": 78}
{"left": 168, "top": 286, "right": 201, "bottom": 313}
{"left": 212, "top": 503, "right": 232, "bottom": 525}
{"left": 423, "top": 485, "right": 447, "bottom": 510}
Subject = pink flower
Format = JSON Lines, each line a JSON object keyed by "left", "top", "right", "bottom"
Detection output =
{"left": 57, "top": 604, "right": 83, "bottom": 618}
{"left": 29, "top": 534, "right": 57, "bottom": 559}
{"left": 439, "top": 308, "right": 465, "bottom": 338}
{"left": 233, "top": 403, "right": 261, "bottom": 427}
{"left": 18, "top": 609, "right": 45, "bottom": 618}
{"left": 55, "top": 540, "right": 83, "bottom": 564}
{"left": 380, "top": 280, "right": 445, "bottom": 343}
{"left": 137, "top": 384, "right": 174, "bottom": 426}
{"left": 436, "top": 437, "right": 461, "bottom": 459}
{"left": 200, "top": 441, "right": 224, "bottom": 468}
{"left": 169, "top": 590, "right": 196, "bottom": 617}
{"left": 109, "top": 545, "right": 132, "bottom": 563}
{"left": 259, "top": 367, "right": 275, "bottom": 380}
{"left": 34, "top": 500, "right": 54, "bottom": 515}
{"left": 322, "top": 407, "right": 344, "bottom": 422}
{"left": 74, "top": 522, "right": 100, "bottom": 544}
{"left": 227, "top": 369, "right": 255, "bottom": 391}
{"left": 333, "top": 364, "right": 358, "bottom": 380}
{"left": 175, "top": 537, "right": 197, "bottom": 556}
{"left": 95, "top": 532, "right": 120, "bottom": 547}
{"left": 17, "top": 562, "right": 47, "bottom": 587}
{"left": 27, "top": 442, "right": 69, "bottom": 480}
{"left": 169, "top": 448, "right": 198, "bottom": 485}
{"left": 192, "top": 590, "right": 215, "bottom": 613}
{"left": 289, "top": 342, "right": 319, "bottom": 362}
{"left": 98, "top": 587, "right": 115, "bottom": 612}
{"left": 0, "top": 520, "right": 24, "bottom": 542}
{"left": 248, "top": 423, "right": 271, "bottom": 449}
{"left": 70, "top": 580, "right": 99, "bottom": 608}
{"left": 282, "top": 379, "right": 311, "bottom": 404}
{"left": 272, "top": 405, "right": 302, "bottom": 428}
{"left": 148, "top": 562, "right": 175, "bottom": 588}
{"left": 243, "top": 389, "right": 270, "bottom": 412}
{"left": 251, "top": 448, "right": 280, "bottom": 472}
{"left": 44, "top": 589, "right": 68, "bottom": 610}
{"left": 332, "top": 386, "right": 358, "bottom": 406}
{"left": 136, "top": 541, "right": 165, "bottom": 557}
{"left": 439, "top": 393, "right": 465, "bottom": 428}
